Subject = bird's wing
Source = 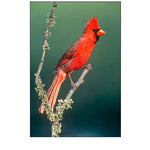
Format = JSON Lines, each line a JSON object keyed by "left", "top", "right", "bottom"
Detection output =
{"left": 55, "top": 42, "right": 79, "bottom": 71}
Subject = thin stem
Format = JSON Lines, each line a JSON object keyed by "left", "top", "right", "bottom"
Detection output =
{"left": 35, "top": 2, "right": 57, "bottom": 114}
{"left": 36, "top": 2, "right": 57, "bottom": 77}
{"left": 66, "top": 68, "right": 90, "bottom": 100}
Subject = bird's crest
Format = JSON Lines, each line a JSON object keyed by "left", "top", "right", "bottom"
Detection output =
{"left": 85, "top": 16, "right": 100, "bottom": 30}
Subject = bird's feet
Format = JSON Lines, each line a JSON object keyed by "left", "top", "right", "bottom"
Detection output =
{"left": 84, "top": 64, "right": 92, "bottom": 71}
{"left": 71, "top": 81, "right": 77, "bottom": 90}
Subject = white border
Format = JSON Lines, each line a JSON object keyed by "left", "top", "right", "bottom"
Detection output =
{"left": 1, "top": 0, "right": 150, "bottom": 150}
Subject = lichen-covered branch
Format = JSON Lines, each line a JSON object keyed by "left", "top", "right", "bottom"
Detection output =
{"left": 35, "top": 2, "right": 57, "bottom": 116}
{"left": 66, "top": 65, "right": 92, "bottom": 100}
{"left": 34, "top": 2, "right": 58, "bottom": 135}
{"left": 34, "top": 2, "right": 91, "bottom": 137}
{"left": 36, "top": 2, "right": 57, "bottom": 77}
{"left": 51, "top": 66, "right": 91, "bottom": 137}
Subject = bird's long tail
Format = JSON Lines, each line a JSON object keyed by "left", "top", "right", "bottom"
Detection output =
{"left": 39, "top": 70, "right": 66, "bottom": 114}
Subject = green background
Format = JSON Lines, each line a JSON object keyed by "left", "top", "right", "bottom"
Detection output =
{"left": 30, "top": 2, "right": 121, "bottom": 137}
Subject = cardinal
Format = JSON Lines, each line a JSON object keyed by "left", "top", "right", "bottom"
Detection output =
{"left": 39, "top": 16, "right": 105, "bottom": 113}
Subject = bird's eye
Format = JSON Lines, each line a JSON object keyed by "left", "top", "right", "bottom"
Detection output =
{"left": 93, "top": 28, "right": 100, "bottom": 33}
{"left": 93, "top": 29, "right": 97, "bottom": 32}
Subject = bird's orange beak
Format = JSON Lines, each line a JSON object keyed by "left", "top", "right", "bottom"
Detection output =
{"left": 97, "top": 29, "right": 106, "bottom": 36}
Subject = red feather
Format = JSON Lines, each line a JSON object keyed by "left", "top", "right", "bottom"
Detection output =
{"left": 39, "top": 17, "right": 105, "bottom": 113}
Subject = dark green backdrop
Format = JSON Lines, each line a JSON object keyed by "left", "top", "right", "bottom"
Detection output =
{"left": 30, "top": 2, "right": 121, "bottom": 137}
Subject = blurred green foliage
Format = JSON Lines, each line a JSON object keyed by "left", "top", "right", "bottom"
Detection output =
{"left": 30, "top": 2, "right": 121, "bottom": 137}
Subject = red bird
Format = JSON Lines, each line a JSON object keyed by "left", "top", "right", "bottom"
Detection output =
{"left": 39, "top": 16, "right": 105, "bottom": 113}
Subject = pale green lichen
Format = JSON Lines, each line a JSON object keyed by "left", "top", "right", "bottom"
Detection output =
{"left": 34, "top": 2, "right": 75, "bottom": 137}
{"left": 51, "top": 99, "right": 74, "bottom": 137}
{"left": 35, "top": 71, "right": 74, "bottom": 137}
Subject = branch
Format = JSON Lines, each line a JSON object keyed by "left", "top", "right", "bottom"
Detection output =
{"left": 36, "top": 2, "right": 57, "bottom": 77}
{"left": 51, "top": 65, "right": 92, "bottom": 137}
{"left": 66, "top": 65, "right": 92, "bottom": 100}
{"left": 35, "top": 2, "right": 57, "bottom": 115}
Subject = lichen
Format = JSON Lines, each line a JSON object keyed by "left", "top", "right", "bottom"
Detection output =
{"left": 35, "top": 68, "right": 74, "bottom": 137}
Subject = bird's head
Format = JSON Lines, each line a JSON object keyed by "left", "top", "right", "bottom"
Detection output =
{"left": 84, "top": 16, "right": 106, "bottom": 42}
